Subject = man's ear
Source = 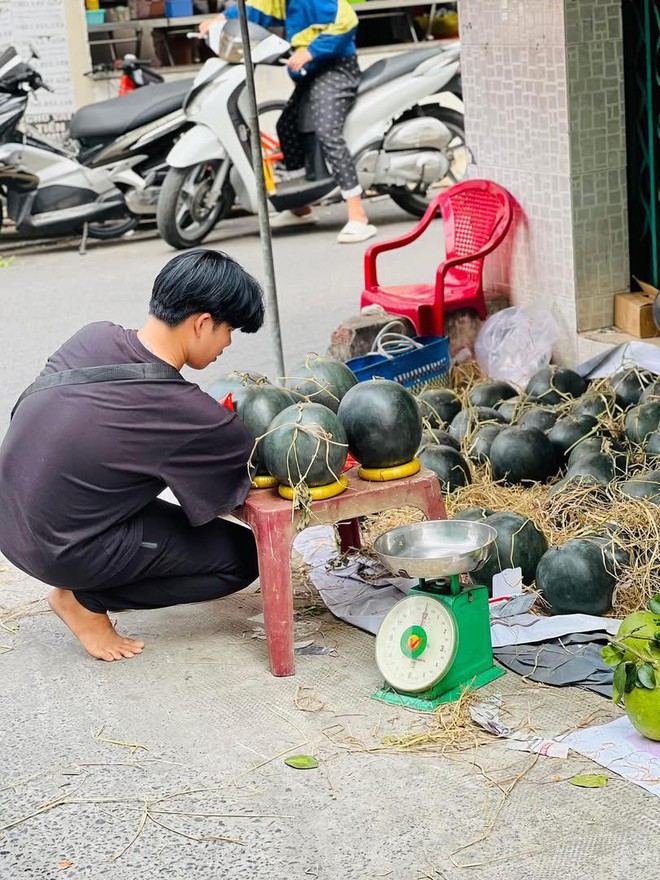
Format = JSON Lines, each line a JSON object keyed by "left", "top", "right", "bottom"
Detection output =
{"left": 192, "top": 313, "right": 214, "bottom": 337}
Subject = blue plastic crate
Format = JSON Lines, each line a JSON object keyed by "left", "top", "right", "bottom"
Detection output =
{"left": 165, "top": 0, "right": 193, "bottom": 17}
{"left": 346, "top": 335, "right": 450, "bottom": 393}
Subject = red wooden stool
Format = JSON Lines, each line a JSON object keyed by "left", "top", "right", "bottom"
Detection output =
{"left": 235, "top": 466, "right": 445, "bottom": 676}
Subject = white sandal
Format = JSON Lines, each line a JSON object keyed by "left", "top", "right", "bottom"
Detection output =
{"left": 337, "top": 220, "right": 378, "bottom": 244}
{"left": 269, "top": 210, "right": 318, "bottom": 230}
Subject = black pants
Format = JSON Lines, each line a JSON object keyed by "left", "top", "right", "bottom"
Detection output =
{"left": 276, "top": 57, "right": 361, "bottom": 198}
{"left": 73, "top": 500, "right": 258, "bottom": 614}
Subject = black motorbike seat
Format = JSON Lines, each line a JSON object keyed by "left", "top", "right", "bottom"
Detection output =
{"left": 357, "top": 46, "right": 443, "bottom": 96}
{"left": 69, "top": 78, "right": 193, "bottom": 141}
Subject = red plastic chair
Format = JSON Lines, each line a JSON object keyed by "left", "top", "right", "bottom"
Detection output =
{"left": 361, "top": 180, "right": 514, "bottom": 336}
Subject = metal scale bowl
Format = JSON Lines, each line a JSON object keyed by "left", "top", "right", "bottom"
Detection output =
{"left": 372, "top": 520, "right": 505, "bottom": 710}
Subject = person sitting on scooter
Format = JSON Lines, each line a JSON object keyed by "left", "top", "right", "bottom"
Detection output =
{"left": 201, "top": 1, "right": 377, "bottom": 244}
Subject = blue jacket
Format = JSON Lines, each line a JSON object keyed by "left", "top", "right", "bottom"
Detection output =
{"left": 224, "top": 0, "right": 358, "bottom": 78}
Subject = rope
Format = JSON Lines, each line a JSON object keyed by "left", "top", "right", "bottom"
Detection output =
{"left": 370, "top": 321, "right": 424, "bottom": 359}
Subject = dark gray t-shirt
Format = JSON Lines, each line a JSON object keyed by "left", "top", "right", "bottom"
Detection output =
{"left": 0, "top": 322, "right": 254, "bottom": 588}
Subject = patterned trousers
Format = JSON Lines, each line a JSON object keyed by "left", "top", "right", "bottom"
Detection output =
{"left": 276, "top": 56, "right": 362, "bottom": 199}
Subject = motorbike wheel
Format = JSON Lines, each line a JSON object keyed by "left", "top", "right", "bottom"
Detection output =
{"left": 389, "top": 106, "right": 469, "bottom": 219}
{"left": 157, "top": 160, "right": 234, "bottom": 250}
{"left": 87, "top": 215, "right": 139, "bottom": 241}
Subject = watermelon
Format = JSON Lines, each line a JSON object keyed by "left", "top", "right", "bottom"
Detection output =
{"left": 526, "top": 366, "right": 587, "bottom": 405}
{"left": 517, "top": 407, "right": 559, "bottom": 432}
{"left": 547, "top": 414, "right": 599, "bottom": 457}
{"left": 261, "top": 403, "right": 348, "bottom": 487}
{"left": 496, "top": 396, "right": 524, "bottom": 424}
{"left": 420, "top": 428, "right": 460, "bottom": 451}
{"left": 207, "top": 371, "right": 269, "bottom": 406}
{"left": 610, "top": 368, "right": 655, "bottom": 410}
{"left": 548, "top": 473, "right": 607, "bottom": 498}
{"left": 625, "top": 401, "right": 660, "bottom": 445}
{"left": 418, "top": 445, "right": 471, "bottom": 493}
{"left": 234, "top": 385, "right": 294, "bottom": 474}
{"left": 472, "top": 511, "right": 548, "bottom": 590}
{"left": 640, "top": 377, "right": 660, "bottom": 402}
{"left": 416, "top": 388, "right": 462, "bottom": 428}
{"left": 338, "top": 380, "right": 421, "bottom": 468}
{"left": 620, "top": 469, "right": 660, "bottom": 505}
{"left": 449, "top": 407, "right": 504, "bottom": 442}
{"left": 567, "top": 436, "right": 628, "bottom": 474}
{"left": 536, "top": 539, "right": 616, "bottom": 615}
{"left": 566, "top": 451, "right": 616, "bottom": 483}
{"left": 286, "top": 356, "right": 357, "bottom": 413}
{"left": 467, "top": 423, "right": 505, "bottom": 464}
{"left": 490, "top": 426, "right": 559, "bottom": 484}
{"left": 572, "top": 390, "right": 616, "bottom": 419}
{"left": 646, "top": 430, "right": 660, "bottom": 460}
{"left": 584, "top": 534, "right": 631, "bottom": 571}
{"left": 468, "top": 380, "right": 517, "bottom": 409}
{"left": 454, "top": 506, "right": 494, "bottom": 522}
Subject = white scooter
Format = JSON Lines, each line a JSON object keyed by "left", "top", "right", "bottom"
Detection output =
{"left": 157, "top": 18, "right": 465, "bottom": 249}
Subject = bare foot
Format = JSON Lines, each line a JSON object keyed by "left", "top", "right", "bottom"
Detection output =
{"left": 48, "top": 588, "right": 145, "bottom": 661}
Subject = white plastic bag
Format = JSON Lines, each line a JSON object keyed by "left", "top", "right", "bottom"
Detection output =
{"left": 475, "top": 305, "right": 558, "bottom": 387}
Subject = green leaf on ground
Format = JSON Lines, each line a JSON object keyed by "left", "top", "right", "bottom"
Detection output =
{"left": 568, "top": 774, "right": 608, "bottom": 788}
{"left": 601, "top": 644, "right": 625, "bottom": 666}
{"left": 284, "top": 755, "right": 319, "bottom": 770}
{"left": 637, "top": 663, "right": 657, "bottom": 690}
{"left": 649, "top": 594, "right": 660, "bottom": 615}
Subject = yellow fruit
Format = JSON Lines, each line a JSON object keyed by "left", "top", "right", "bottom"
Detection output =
{"left": 617, "top": 611, "right": 660, "bottom": 661}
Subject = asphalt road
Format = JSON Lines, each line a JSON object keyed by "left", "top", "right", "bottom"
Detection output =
{"left": 0, "top": 198, "right": 441, "bottom": 435}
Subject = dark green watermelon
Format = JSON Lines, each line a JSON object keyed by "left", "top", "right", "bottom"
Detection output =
{"left": 625, "top": 401, "right": 660, "bottom": 444}
{"left": 262, "top": 403, "right": 348, "bottom": 487}
{"left": 572, "top": 390, "right": 616, "bottom": 418}
{"left": 517, "top": 406, "right": 559, "bottom": 432}
{"left": 418, "top": 445, "right": 471, "bottom": 493}
{"left": 420, "top": 428, "right": 460, "bottom": 451}
{"left": 619, "top": 469, "right": 660, "bottom": 505}
{"left": 496, "top": 396, "right": 524, "bottom": 423}
{"left": 234, "top": 385, "right": 294, "bottom": 474}
{"left": 567, "top": 436, "right": 627, "bottom": 472}
{"left": 468, "top": 381, "right": 518, "bottom": 409}
{"left": 286, "top": 356, "right": 357, "bottom": 413}
{"left": 583, "top": 534, "right": 631, "bottom": 572}
{"left": 548, "top": 473, "right": 607, "bottom": 498}
{"left": 547, "top": 414, "right": 599, "bottom": 456}
{"left": 206, "top": 371, "right": 269, "bottom": 406}
{"left": 467, "top": 423, "right": 505, "bottom": 464}
{"left": 338, "top": 380, "right": 421, "bottom": 468}
{"left": 526, "top": 366, "right": 587, "bottom": 405}
{"left": 646, "top": 430, "right": 660, "bottom": 460}
{"left": 449, "top": 407, "right": 504, "bottom": 442}
{"left": 566, "top": 451, "right": 615, "bottom": 483}
{"left": 472, "top": 512, "right": 548, "bottom": 589}
{"left": 536, "top": 540, "right": 616, "bottom": 615}
{"left": 454, "top": 506, "right": 494, "bottom": 522}
{"left": 416, "top": 388, "right": 462, "bottom": 428}
{"left": 610, "top": 368, "right": 655, "bottom": 410}
{"left": 489, "top": 426, "right": 559, "bottom": 484}
{"left": 640, "top": 377, "right": 660, "bottom": 402}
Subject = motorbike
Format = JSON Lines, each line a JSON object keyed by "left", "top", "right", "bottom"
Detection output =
{"left": 156, "top": 18, "right": 467, "bottom": 250}
{"left": 86, "top": 54, "right": 165, "bottom": 98}
{"left": 0, "top": 44, "right": 195, "bottom": 240}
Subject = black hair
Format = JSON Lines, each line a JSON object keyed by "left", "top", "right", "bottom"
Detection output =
{"left": 150, "top": 249, "right": 265, "bottom": 333}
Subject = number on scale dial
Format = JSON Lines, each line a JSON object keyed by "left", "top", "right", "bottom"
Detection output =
{"left": 375, "top": 595, "right": 457, "bottom": 693}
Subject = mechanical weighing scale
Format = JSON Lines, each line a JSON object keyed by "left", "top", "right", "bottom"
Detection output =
{"left": 372, "top": 520, "right": 505, "bottom": 711}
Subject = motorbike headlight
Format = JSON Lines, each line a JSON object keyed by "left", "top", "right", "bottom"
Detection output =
{"left": 218, "top": 31, "right": 254, "bottom": 63}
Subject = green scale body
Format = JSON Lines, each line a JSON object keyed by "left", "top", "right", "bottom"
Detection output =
{"left": 373, "top": 575, "right": 505, "bottom": 712}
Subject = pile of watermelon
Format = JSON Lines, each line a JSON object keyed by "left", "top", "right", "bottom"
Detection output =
{"left": 416, "top": 364, "right": 660, "bottom": 617}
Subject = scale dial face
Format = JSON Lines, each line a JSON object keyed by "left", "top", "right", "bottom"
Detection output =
{"left": 376, "top": 595, "right": 457, "bottom": 693}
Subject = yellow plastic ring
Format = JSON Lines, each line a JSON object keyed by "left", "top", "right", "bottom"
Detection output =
{"left": 278, "top": 475, "right": 349, "bottom": 501}
{"left": 358, "top": 458, "right": 421, "bottom": 482}
{"left": 251, "top": 475, "right": 278, "bottom": 489}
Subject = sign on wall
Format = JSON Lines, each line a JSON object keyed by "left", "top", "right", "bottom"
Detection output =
{"left": 0, "top": 0, "right": 76, "bottom": 139}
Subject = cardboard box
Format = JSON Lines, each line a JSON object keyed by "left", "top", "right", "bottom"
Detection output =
{"left": 614, "top": 278, "right": 660, "bottom": 338}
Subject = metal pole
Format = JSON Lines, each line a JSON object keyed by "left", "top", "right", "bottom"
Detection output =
{"left": 236, "top": 0, "right": 286, "bottom": 379}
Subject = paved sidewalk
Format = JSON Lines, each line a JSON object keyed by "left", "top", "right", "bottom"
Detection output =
{"left": 1, "top": 550, "right": 658, "bottom": 880}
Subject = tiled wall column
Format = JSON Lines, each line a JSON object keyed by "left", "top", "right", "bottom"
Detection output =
{"left": 459, "top": 0, "right": 628, "bottom": 364}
